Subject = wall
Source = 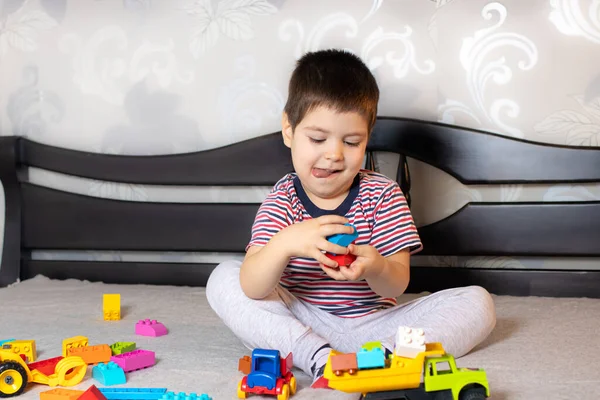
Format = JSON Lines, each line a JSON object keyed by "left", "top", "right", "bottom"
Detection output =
{"left": 1, "top": 0, "right": 599, "bottom": 273}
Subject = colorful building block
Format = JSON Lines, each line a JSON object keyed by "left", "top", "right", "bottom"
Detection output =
{"left": 356, "top": 342, "right": 385, "bottom": 370}
{"left": 160, "top": 392, "right": 212, "bottom": 400}
{"left": 40, "top": 388, "right": 84, "bottom": 400}
{"left": 238, "top": 355, "right": 251, "bottom": 375}
{"left": 110, "top": 349, "right": 155, "bottom": 372}
{"left": 0, "top": 339, "right": 15, "bottom": 346}
{"left": 62, "top": 335, "right": 89, "bottom": 357}
{"left": 98, "top": 388, "right": 167, "bottom": 400}
{"left": 68, "top": 344, "right": 112, "bottom": 365}
{"left": 325, "top": 223, "right": 359, "bottom": 266}
{"left": 135, "top": 319, "right": 168, "bottom": 337}
{"left": 331, "top": 353, "right": 358, "bottom": 376}
{"left": 1, "top": 339, "right": 36, "bottom": 362}
{"left": 327, "top": 223, "right": 358, "bottom": 246}
{"left": 394, "top": 326, "right": 426, "bottom": 358}
{"left": 79, "top": 385, "right": 108, "bottom": 400}
{"left": 93, "top": 361, "right": 126, "bottom": 385}
{"left": 110, "top": 341, "right": 136, "bottom": 355}
{"left": 103, "top": 294, "right": 121, "bottom": 321}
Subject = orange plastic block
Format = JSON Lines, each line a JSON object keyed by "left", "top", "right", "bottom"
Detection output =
{"left": 62, "top": 336, "right": 89, "bottom": 357}
{"left": 68, "top": 344, "right": 112, "bottom": 365}
{"left": 40, "top": 388, "right": 84, "bottom": 400}
{"left": 238, "top": 355, "right": 251, "bottom": 375}
{"left": 331, "top": 353, "right": 358, "bottom": 376}
{"left": 78, "top": 385, "right": 107, "bottom": 400}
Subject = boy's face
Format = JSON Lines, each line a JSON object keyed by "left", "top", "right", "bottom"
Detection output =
{"left": 282, "top": 105, "right": 369, "bottom": 205}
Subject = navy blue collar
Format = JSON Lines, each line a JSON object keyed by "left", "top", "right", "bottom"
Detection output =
{"left": 293, "top": 173, "right": 360, "bottom": 217}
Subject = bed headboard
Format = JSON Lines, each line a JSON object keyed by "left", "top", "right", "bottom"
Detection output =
{"left": 1, "top": 117, "right": 599, "bottom": 297}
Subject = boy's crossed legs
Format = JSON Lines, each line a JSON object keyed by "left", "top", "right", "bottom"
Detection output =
{"left": 206, "top": 260, "right": 496, "bottom": 385}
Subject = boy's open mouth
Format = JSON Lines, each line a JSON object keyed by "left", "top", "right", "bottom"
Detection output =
{"left": 312, "top": 168, "right": 341, "bottom": 178}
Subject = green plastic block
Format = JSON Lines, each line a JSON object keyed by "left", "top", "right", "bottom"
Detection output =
{"left": 110, "top": 341, "right": 136, "bottom": 355}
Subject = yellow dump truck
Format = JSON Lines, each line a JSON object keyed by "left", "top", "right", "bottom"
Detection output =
{"left": 0, "top": 350, "right": 87, "bottom": 397}
{"left": 323, "top": 343, "right": 490, "bottom": 400}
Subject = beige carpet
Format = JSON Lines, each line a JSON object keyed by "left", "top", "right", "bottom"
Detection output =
{"left": 1, "top": 275, "right": 599, "bottom": 400}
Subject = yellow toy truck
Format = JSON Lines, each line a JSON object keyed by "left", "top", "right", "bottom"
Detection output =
{"left": 323, "top": 342, "right": 490, "bottom": 400}
{"left": 0, "top": 350, "right": 86, "bottom": 397}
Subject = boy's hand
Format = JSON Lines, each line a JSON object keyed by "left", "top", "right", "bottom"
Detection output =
{"left": 277, "top": 215, "right": 356, "bottom": 268}
{"left": 320, "top": 244, "right": 384, "bottom": 281}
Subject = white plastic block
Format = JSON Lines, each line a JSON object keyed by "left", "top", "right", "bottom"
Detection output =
{"left": 394, "top": 326, "right": 426, "bottom": 358}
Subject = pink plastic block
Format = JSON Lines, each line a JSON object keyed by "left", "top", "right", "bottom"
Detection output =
{"left": 110, "top": 349, "right": 155, "bottom": 372}
{"left": 135, "top": 319, "right": 168, "bottom": 337}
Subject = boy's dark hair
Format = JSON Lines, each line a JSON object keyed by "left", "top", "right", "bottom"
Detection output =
{"left": 284, "top": 49, "right": 379, "bottom": 133}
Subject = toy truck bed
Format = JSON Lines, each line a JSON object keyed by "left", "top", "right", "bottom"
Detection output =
{"left": 323, "top": 343, "right": 445, "bottom": 394}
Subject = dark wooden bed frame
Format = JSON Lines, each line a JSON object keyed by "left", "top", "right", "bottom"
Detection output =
{"left": 1, "top": 117, "right": 599, "bottom": 297}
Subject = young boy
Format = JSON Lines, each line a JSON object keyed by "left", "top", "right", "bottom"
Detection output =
{"left": 206, "top": 49, "right": 496, "bottom": 388}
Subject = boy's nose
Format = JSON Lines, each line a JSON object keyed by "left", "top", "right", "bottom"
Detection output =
{"left": 325, "top": 143, "right": 343, "bottom": 160}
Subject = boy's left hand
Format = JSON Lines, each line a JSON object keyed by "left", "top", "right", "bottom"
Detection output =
{"left": 320, "top": 244, "right": 384, "bottom": 281}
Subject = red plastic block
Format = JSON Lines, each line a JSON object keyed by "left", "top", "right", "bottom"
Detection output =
{"left": 324, "top": 253, "right": 356, "bottom": 267}
{"left": 27, "top": 356, "right": 64, "bottom": 376}
{"left": 78, "top": 385, "right": 107, "bottom": 400}
{"left": 135, "top": 319, "right": 168, "bottom": 337}
{"left": 110, "top": 349, "right": 155, "bottom": 372}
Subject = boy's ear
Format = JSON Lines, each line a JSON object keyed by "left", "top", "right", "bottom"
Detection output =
{"left": 281, "top": 112, "right": 293, "bottom": 148}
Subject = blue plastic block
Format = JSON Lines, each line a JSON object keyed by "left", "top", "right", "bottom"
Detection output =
{"left": 93, "top": 361, "right": 126, "bottom": 386}
{"left": 326, "top": 223, "right": 358, "bottom": 247}
{"left": 0, "top": 339, "right": 15, "bottom": 346}
{"left": 98, "top": 388, "right": 168, "bottom": 399}
{"left": 356, "top": 347, "right": 385, "bottom": 370}
{"left": 161, "top": 392, "right": 212, "bottom": 400}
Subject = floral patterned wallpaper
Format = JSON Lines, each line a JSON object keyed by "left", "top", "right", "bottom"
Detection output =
{"left": 1, "top": 0, "right": 599, "bottom": 273}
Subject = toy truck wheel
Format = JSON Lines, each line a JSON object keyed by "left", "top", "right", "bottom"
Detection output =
{"left": 277, "top": 384, "right": 289, "bottom": 400}
{"left": 459, "top": 387, "right": 487, "bottom": 400}
{"left": 289, "top": 376, "right": 297, "bottom": 395}
{"left": 0, "top": 361, "right": 27, "bottom": 398}
{"left": 237, "top": 380, "right": 248, "bottom": 399}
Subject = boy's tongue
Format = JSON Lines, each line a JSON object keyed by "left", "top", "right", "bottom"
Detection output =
{"left": 312, "top": 168, "right": 336, "bottom": 178}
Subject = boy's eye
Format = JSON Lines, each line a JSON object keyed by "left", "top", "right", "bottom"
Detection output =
{"left": 345, "top": 141, "right": 360, "bottom": 147}
{"left": 309, "top": 138, "right": 325, "bottom": 143}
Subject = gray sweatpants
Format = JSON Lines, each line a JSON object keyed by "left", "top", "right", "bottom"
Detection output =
{"left": 206, "top": 260, "right": 496, "bottom": 377}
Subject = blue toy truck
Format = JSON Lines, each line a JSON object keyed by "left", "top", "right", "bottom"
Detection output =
{"left": 237, "top": 349, "right": 296, "bottom": 400}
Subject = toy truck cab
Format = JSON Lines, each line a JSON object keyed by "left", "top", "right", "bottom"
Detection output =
{"left": 238, "top": 349, "right": 296, "bottom": 400}
{"left": 424, "top": 355, "right": 490, "bottom": 400}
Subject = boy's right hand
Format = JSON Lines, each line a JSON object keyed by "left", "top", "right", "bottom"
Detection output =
{"left": 276, "top": 215, "right": 356, "bottom": 268}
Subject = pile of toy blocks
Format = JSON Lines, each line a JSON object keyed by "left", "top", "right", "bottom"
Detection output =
{"left": 0, "top": 294, "right": 212, "bottom": 399}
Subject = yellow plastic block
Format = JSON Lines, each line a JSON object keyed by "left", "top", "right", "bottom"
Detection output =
{"left": 103, "top": 294, "right": 121, "bottom": 320}
{"left": 40, "top": 388, "right": 85, "bottom": 400}
{"left": 1, "top": 339, "right": 36, "bottom": 363}
{"left": 62, "top": 336, "right": 88, "bottom": 357}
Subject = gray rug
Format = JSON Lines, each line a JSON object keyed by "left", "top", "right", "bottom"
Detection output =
{"left": 2, "top": 275, "right": 599, "bottom": 400}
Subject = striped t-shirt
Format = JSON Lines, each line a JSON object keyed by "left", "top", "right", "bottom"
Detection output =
{"left": 246, "top": 170, "right": 423, "bottom": 318}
